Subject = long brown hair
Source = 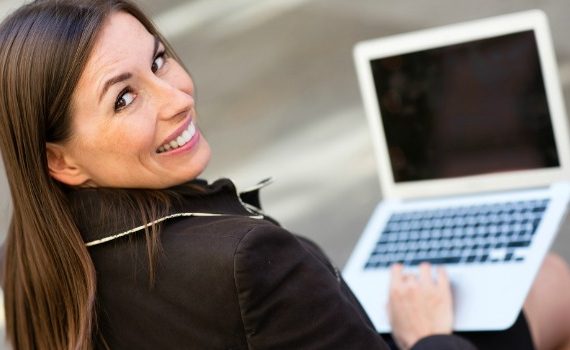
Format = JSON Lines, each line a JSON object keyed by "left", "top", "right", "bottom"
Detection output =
{"left": 0, "top": 1, "right": 183, "bottom": 348}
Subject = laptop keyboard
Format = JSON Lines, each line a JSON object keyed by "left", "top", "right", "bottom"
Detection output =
{"left": 364, "top": 198, "right": 549, "bottom": 269}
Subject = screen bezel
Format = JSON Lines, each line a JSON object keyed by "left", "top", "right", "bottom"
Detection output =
{"left": 354, "top": 10, "right": 570, "bottom": 199}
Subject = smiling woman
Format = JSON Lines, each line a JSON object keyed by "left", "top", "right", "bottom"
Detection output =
{"left": 1, "top": 1, "right": 570, "bottom": 350}
{"left": 47, "top": 11, "right": 211, "bottom": 189}
{"left": 0, "top": 1, "right": 209, "bottom": 348}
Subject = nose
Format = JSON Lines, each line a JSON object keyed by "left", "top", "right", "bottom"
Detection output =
{"left": 149, "top": 75, "right": 194, "bottom": 121}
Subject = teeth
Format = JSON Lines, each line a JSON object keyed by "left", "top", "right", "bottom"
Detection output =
{"left": 157, "top": 121, "right": 197, "bottom": 153}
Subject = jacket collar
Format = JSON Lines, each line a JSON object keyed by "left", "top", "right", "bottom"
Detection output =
{"left": 67, "top": 178, "right": 269, "bottom": 247}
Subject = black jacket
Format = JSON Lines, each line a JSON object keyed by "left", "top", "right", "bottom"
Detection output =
{"left": 70, "top": 178, "right": 476, "bottom": 349}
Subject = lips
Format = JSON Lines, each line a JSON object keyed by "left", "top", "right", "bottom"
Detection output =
{"left": 157, "top": 120, "right": 197, "bottom": 153}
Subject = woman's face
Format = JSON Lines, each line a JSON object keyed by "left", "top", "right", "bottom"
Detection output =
{"left": 59, "top": 11, "right": 210, "bottom": 188}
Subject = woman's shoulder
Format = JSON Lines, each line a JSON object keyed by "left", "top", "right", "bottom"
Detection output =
{"left": 159, "top": 213, "right": 329, "bottom": 283}
{"left": 160, "top": 214, "right": 295, "bottom": 259}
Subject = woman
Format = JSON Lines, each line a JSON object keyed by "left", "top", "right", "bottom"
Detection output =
{"left": 1, "top": 0, "right": 570, "bottom": 349}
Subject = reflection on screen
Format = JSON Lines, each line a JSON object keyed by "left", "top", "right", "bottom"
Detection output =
{"left": 371, "top": 31, "right": 559, "bottom": 183}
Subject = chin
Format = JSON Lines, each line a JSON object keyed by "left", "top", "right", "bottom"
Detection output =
{"left": 174, "top": 142, "right": 212, "bottom": 185}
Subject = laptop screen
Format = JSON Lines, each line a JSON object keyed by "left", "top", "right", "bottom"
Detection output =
{"left": 371, "top": 30, "right": 559, "bottom": 183}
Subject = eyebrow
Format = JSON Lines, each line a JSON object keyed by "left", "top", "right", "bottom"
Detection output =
{"left": 98, "top": 36, "right": 160, "bottom": 103}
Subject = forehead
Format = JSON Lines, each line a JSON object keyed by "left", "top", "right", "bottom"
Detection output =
{"left": 81, "top": 12, "right": 153, "bottom": 82}
{"left": 94, "top": 11, "right": 152, "bottom": 56}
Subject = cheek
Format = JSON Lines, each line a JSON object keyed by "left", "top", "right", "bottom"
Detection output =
{"left": 78, "top": 119, "right": 156, "bottom": 157}
{"left": 112, "top": 121, "right": 157, "bottom": 154}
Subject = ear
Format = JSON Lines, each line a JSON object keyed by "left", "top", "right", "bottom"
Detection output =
{"left": 46, "top": 143, "right": 91, "bottom": 186}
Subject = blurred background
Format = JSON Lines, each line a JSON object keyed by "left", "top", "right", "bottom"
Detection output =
{"left": 1, "top": 0, "right": 570, "bottom": 347}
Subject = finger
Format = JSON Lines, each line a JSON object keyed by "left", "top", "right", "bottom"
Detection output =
{"left": 418, "top": 262, "right": 432, "bottom": 284}
{"left": 390, "top": 263, "right": 404, "bottom": 288}
{"left": 437, "top": 266, "right": 450, "bottom": 289}
{"left": 400, "top": 273, "right": 413, "bottom": 286}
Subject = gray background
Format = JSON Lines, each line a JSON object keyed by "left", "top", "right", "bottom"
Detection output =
{"left": 1, "top": 0, "right": 570, "bottom": 346}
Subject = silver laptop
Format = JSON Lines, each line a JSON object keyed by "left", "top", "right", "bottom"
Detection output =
{"left": 343, "top": 10, "right": 570, "bottom": 332}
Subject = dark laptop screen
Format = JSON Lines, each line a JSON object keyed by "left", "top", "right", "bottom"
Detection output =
{"left": 371, "top": 30, "right": 559, "bottom": 183}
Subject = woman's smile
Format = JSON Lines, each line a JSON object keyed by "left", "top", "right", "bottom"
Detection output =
{"left": 157, "top": 118, "right": 201, "bottom": 154}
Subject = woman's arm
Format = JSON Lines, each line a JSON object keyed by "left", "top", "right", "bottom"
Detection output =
{"left": 233, "top": 223, "right": 477, "bottom": 349}
{"left": 234, "top": 223, "right": 389, "bottom": 349}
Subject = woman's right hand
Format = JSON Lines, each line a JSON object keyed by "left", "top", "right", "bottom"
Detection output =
{"left": 388, "top": 263, "right": 454, "bottom": 350}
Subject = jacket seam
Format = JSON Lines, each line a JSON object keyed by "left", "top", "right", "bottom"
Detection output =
{"left": 84, "top": 212, "right": 263, "bottom": 247}
{"left": 232, "top": 225, "right": 258, "bottom": 350}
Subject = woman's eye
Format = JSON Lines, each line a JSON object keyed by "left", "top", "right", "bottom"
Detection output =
{"left": 151, "top": 52, "right": 166, "bottom": 73}
{"left": 114, "top": 89, "right": 136, "bottom": 112}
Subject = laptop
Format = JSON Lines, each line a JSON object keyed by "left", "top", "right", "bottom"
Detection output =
{"left": 343, "top": 10, "right": 570, "bottom": 332}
